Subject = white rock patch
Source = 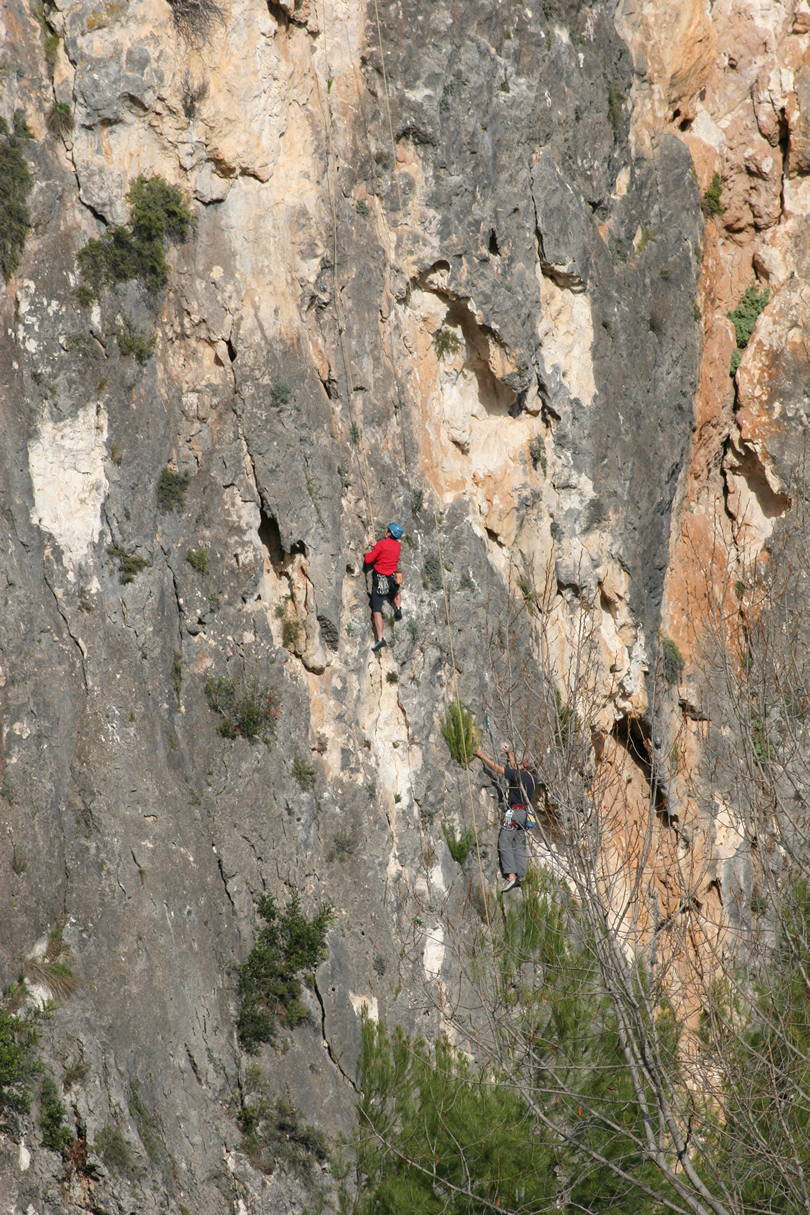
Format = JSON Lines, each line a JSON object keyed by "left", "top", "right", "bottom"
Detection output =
{"left": 28, "top": 403, "right": 108, "bottom": 573}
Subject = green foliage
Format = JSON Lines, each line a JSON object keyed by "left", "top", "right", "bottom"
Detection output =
{"left": 47, "top": 101, "right": 73, "bottom": 136}
{"left": 327, "top": 821, "right": 359, "bottom": 862}
{"left": 728, "top": 284, "right": 769, "bottom": 376}
{"left": 440, "top": 700, "right": 479, "bottom": 767}
{"left": 607, "top": 82, "right": 624, "bottom": 132}
{"left": 0, "top": 118, "right": 33, "bottom": 282}
{"left": 94, "top": 1124, "right": 136, "bottom": 1174}
{"left": 701, "top": 171, "right": 724, "bottom": 217}
{"left": 355, "top": 198, "right": 369, "bottom": 216}
{"left": 282, "top": 617, "right": 301, "bottom": 648}
{"left": 659, "top": 635, "right": 684, "bottom": 685}
{"left": 704, "top": 882, "right": 810, "bottom": 1211}
{"left": 355, "top": 874, "right": 679, "bottom": 1215}
{"left": 0, "top": 1000, "right": 41, "bottom": 1122}
{"left": 77, "top": 174, "right": 192, "bottom": 301}
{"left": 107, "top": 545, "right": 149, "bottom": 584}
{"left": 441, "top": 824, "right": 476, "bottom": 866}
{"left": 204, "top": 675, "right": 280, "bottom": 742}
{"left": 422, "top": 552, "right": 443, "bottom": 592}
{"left": 411, "top": 488, "right": 423, "bottom": 515}
{"left": 237, "top": 894, "right": 333, "bottom": 1052}
{"left": 636, "top": 226, "right": 654, "bottom": 253}
{"left": 185, "top": 546, "right": 208, "bottom": 574}
{"left": 385, "top": 670, "right": 398, "bottom": 684}
{"left": 116, "top": 316, "right": 155, "bottom": 363}
{"left": 38, "top": 1074, "right": 71, "bottom": 1152}
{"left": 270, "top": 381, "right": 291, "bottom": 407}
{"left": 239, "top": 1078, "right": 329, "bottom": 1179}
{"left": 292, "top": 754, "right": 316, "bottom": 791}
{"left": 433, "top": 327, "right": 461, "bottom": 360}
{"left": 156, "top": 466, "right": 189, "bottom": 512}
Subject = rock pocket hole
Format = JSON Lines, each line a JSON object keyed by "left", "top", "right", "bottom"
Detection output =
{"left": 258, "top": 506, "right": 306, "bottom": 576}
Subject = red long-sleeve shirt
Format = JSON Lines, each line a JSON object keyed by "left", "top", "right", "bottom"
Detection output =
{"left": 364, "top": 537, "right": 401, "bottom": 576}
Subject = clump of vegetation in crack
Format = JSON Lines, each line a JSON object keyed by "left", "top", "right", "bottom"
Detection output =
{"left": 442, "top": 824, "right": 476, "bottom": 866}
{"left": 185, "top": 546, "right": 208, "bottom": 573}
{"left": 107, "top": 545, "right": 149, "bottom": 585}
{"left": 94, "top": 1124, "right": 137, "bottom": 1176}
{"left": 0, "top": 988, "right": 42, "bottom": 1127}
{"left": 0, "top": 117, "right": 33, "bottom": 282}
{"left": 167, "top": 0, "right": 224, "bottom": 44}
{"left": 422, "top": 552, "right": 444, "bottom": 592}
{"left": 25, "top": 925, "right": 76, "bottom": 1003}
{"left": 433, "top": 327, "right": 461, "bottom": 360}
{"left": 38, "top": 1074, "right": 72, "bottom": 1153}
{"left": 728, "top": 284, "right": 769, "bottom": 376}
{"left": 116, "top": 316, "right": 155, "bottom": 364}
{"left": 441, "top": 700, "right": 480, "bottom": 767}
{"left": 157, "top": 466, "right": 189, "bottom": 512}
{"left": 77, "top": 174, "right": 193, "bottom": 304}
{"left": 701, "top": 171, "right": 724, "bottom": 218}
{"left": 239, "top": 1068, "right": 329, "bottom": 1180}
{"left": 47, "top": 101, "right": 73, "bottom": 137}
{"left": 659, "top": 636, "right": 684, "bottom": 686}
{"left": 237, "top": 894, "right": 333, "bottom": 1052}
{"left": 204, "top": 675, "right": 280, "bottom": 742}
{"left": 292, "top": 754, "right": 316, "bottom": 791}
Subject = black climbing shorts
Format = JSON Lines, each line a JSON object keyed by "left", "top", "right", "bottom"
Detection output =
{"left": 370, "top": 572, "right": 398, "bottom": 612}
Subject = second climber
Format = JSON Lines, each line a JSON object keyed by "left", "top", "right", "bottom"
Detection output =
{"left": 363, "top": 523, "right": 404, "bottom": 652}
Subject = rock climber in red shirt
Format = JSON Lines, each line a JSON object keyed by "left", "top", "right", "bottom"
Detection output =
{"left": 363, "top": 523, "right": 403, "bottom": 652}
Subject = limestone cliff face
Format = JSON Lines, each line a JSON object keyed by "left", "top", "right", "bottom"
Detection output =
{"left": 0, "top": 0, "right": 807, "bottom": 1210}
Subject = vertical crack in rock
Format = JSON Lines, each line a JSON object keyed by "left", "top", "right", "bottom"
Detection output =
{"left": 312, "top": 973, "right": 359, "bottom": 1093}
{"left": 42, "top": 572, "right": 89, "bottom": 692}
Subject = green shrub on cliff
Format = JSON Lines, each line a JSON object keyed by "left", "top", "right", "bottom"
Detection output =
{"left": 237, "top": 894, "right": 333, "bottom": 1051}
{"left": 0, "top": 118, "right": 33, "bottom": 282}
{"left": 77, "top": 174, "right": 192, "bottom": 302}
{"left": 441, "top": 700, "right": 479, "bottom": 767}
{"left": 728, "top": 284, "right": 769, "bottom": 376}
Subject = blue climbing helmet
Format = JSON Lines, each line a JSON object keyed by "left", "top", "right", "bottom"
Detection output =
{"left": 387, "top": 523, "right": 404, "bottom": 539}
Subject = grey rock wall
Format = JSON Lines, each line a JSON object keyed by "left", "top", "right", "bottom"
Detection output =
{"left": 0, "top": 0, "right": 706, "bottom": 1211}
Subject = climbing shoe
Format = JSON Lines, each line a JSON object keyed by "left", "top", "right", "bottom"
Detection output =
{"left": 501, "top": 876, "right": 518, "bottom": 893}
{"left": 372, "top": 639, "right": 387, "bottom": 652}
{"left": 393, "top": 608, "right": 403, "bottom": 621}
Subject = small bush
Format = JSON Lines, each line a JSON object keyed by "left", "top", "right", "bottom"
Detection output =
{"left": 204, "top": 676, "right": 280, "bottom": 742}
{"left": 168, "top": 0, "right": 224, "bottom": 43}
{"left": 0, "top": 1001, "right": 42, "bottom": 1122}
{"left": 240, "top": 1088, "right": 328, "bottom": 1179}
{"left": 728, "top": 284, "right": 769, "bottom": 376}
{"left": 422, "top": 552, "right": 443, "bottom": 592}
{"left": 39, "top": 1075, "right": 71, "bottom": 1152}
{"left": 237, "top": 894, "right": 333, "bottom": 1051}
{"left": 156, "top": 467, "right": 189, "bottom": 512}
{"left": 441, "top": 700, "right": 479, "bottom": 767}
{"left": 77, "top": 174, "right": 192, "bottom": 301}
{"left": 701, "top": 171, "right": 724, "bottom": 217}
{"left": 660, "top": 636, "right": 684, "bottom": 686}
{"left": 116, "top": 316, "right": 155, "bottom": 363}
{"left": 282, "top": 617, "right": 302, "bottom": 649}
{"left": 0, "top": 118, "right": 33, "bottom": 282}
{"left": 607, "top": 82, "right": 624, "bottom": 132}
{"left": 442, "top": 824, "right": 476, "bottom": 865}
{"left": 270, "top": 381, "right": 291, "bottom": 408}
{"left": 94, "top": 1124, "right": 135, "bottom": 1174}
{"left": 433, "top": 327, "right": 461, "bottom": 360}
{"left": 328, "top": 823, "right": 359, "bottom": 862}
{"left": 292, "top": 755, "right": 315, "bottom": 791}
{"left": 107, "top": 545, "right": 149, "bottom": 585}
{"left": 355, "top": 198, "right": 369, "bottom": 216}
{"left": 185, "top": 547, "right": 208, "bottom": 574}
{"left": 47, "top": 101, "right": 73, "bottom": 136}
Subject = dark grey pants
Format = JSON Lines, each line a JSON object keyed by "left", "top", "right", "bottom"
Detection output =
{"left": 498, "top": 824, "right": 528, "bottom": 879}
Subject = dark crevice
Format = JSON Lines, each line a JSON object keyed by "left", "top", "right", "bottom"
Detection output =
{"left": 313, "top": 975, "right": 359, "bottom": 1093}
{"left": 317, "top": 614, "right": 339, "bottom": 651}
{"left": 258, "top": 506, "right": 306, "bottom": 576}
{"left": 611, "top": 715, "right": 673, "bottom": 825}
{"left": 225, "top": 336, "right": 237, "bottom": 363}
{"left": 488, "top": 228, "right": 500, "bottom": 256}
